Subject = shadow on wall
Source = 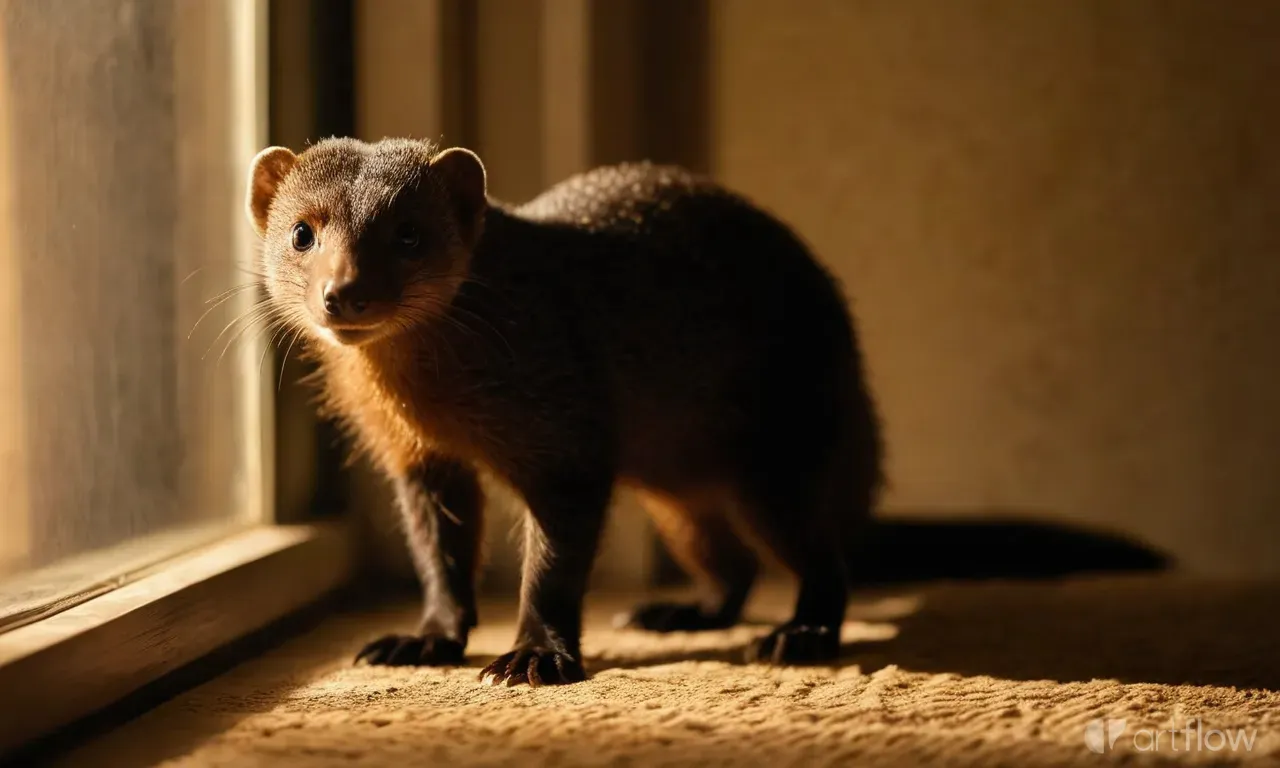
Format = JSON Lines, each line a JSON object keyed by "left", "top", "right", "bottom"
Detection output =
{"left": 853, "top": 511, "right": 1172, "bottom": 586}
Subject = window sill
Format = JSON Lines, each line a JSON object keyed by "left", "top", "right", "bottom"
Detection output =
{"left": 0, "top": 522, "right": 353, "bottom": 758}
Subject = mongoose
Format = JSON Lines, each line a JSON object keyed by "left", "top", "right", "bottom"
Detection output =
{"left": 245, "top": 137, "right": 883, "bottom": 686}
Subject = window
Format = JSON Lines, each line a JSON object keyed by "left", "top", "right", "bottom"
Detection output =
{"left": 0, "top": 0, "right": 347, "bottom": 755}
{"left": 0, "top": 0, "right": 266, "bottom": 630}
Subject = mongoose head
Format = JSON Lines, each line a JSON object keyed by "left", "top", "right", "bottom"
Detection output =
{"left": 245, "top": 137, "right": 487, "bottom": 347}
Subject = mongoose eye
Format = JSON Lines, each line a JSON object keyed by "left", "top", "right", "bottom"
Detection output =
{"left": 291, "top": 221, "right": 315, "bottom": 251}
{"left": 394, "top": 222, "right": 420, "bottom": 248}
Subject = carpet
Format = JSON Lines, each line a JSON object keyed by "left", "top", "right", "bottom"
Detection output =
{"left": 58, "top": 575, "right": 1280, "bottom": 767}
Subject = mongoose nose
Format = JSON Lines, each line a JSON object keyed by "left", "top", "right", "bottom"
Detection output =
{"left": 322, "top": 281, "right": 369, "bottom": 320}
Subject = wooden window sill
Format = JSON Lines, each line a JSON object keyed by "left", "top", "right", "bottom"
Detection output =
{"left": 0, "top": 522, "right": 353, "bottom": 758}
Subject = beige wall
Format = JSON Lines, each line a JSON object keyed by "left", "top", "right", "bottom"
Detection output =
{"left": 710, "top": 0, "right": 1280, "bottom": 576}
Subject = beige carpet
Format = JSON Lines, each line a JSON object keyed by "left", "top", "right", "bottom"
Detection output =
{"left": 60, "top": 576, "right": 1280, "bottom": 767}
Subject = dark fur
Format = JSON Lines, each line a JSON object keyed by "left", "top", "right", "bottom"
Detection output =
{"left": 249, "top": 137, "right": 883, "bottom": 685}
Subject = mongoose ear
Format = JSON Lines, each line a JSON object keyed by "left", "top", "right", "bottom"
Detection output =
{"left": 431, "top": 147, "right": 488, "bottom": 249}
{"left": 246, "top": 146, "right": 298, "bottom": 238}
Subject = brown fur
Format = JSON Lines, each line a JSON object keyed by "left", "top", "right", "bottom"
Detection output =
{"left": 246, "top": 137, "right": 883, "bottom": 684}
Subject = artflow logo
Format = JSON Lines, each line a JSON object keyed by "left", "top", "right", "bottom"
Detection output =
{"left": 1085, "top": 717, "right": 1259, "bottom": 755}
{"left": 1084, "top": 719, "right": 1127, "bottom": 754}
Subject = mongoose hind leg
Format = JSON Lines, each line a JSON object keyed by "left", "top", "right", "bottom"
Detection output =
{"left": 621, "top": 489, "right": 758, "bottom": 632}
{"left": 735, "top": 454, "right": 858, "bottom": 665}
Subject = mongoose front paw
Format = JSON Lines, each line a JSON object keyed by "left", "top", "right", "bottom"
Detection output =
{"left": 354, "top": 634, "right": 466, "bottom": 667}
{"left": 618, "top": 601, "right": 737, "bottom": 632}
{"left": 747, "top": 623, "right": 839, "bottom": 665}
{"left": 478, "top": 646, "right": 586, "bottom": 687}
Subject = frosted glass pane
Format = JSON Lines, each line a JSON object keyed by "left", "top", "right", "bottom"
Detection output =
{"left": 0, "top": 0, "right": 266, "bottom": 626}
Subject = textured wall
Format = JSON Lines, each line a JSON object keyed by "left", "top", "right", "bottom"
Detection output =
{"left": 710, "top": 0, "right": 1280, "bottom": 576}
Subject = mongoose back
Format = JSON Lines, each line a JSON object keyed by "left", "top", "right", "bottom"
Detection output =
{"left": 246, "top": 137, "right": 882, "bottom": 685}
